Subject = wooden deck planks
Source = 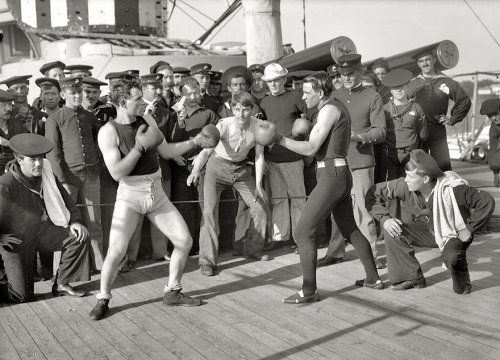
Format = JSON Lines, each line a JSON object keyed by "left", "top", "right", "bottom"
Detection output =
{"left": 1, "top": 231, "right": 499, "bottom": 360}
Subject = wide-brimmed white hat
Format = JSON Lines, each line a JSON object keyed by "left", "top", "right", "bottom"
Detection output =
{"left": 262, "top": 63, "right": 288, "bottom": 81}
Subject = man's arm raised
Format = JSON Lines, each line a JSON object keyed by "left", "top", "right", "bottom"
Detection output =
{"left": 279, "top": 104, "right": 339, "bottom": 157}
{"left": 98, "top": 123, "right": 142, "bottom": 182}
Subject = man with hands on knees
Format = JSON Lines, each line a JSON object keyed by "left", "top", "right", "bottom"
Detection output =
{"left": 366, "top": 149, "right": 494, "bottom": 294}
{"left": 90, "top": 79, "right": 219, "bottom": 320}
{"left": 187, "top": 91, "right": 269, "bottom": 277}
{"left": 0, "top": 134, "right": 90, "bottom": 303}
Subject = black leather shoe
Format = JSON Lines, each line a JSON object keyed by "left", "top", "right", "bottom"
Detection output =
{"left": 245, "top": 253, "right": 271, "bottom": 261}
{"left": 200, "top": 264, "right": 216, "bottom": 276}
{"left": 262, "top": 241, "right": 283, "bottom": 252}
{"left": 355, "top": 278, "right": 385, "bottom": 290}
{"left": 232, "top": 249, "right": 243, "bottom": 256}
{"left": 52, "top": 283, "right": 86, "bottom": 297}
{"left": 390, "top": 277, "right": 426, "bottom": 291}
{"left": 317, "top": 255, "right": 344, "bottom": 267}
{"left": 90, "top": 299, "right": 110, "bottom": 320}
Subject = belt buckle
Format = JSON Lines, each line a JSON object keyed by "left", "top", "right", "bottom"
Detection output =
{"left": 317, "top": 160, "right": 325, "bottom": 168}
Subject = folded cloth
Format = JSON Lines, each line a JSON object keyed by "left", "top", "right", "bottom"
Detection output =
{"left": 41, "top": 159, "right": 70, "bottom": 228}
{"left": 433, "top": 171, "right": 468, "bottom": 250}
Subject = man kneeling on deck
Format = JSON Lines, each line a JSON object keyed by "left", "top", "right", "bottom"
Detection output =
{"left": 366, "top": 149, "right": 495, "bottom": 294}
{"left": 0, "top": 134, "right": 90, "bottom": 303}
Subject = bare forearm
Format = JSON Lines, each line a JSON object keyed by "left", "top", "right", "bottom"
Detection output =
{"left": 280, "top": 137, "right": 316, "bottom": 157}
{"left": 157, "top": 138, "right": 197, "bottom": 160}
{"left": 108, "top": 150, "right": 142, "bottom": 181}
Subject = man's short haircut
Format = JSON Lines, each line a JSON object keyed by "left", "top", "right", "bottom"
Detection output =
{"left": 109, "top": 78, "right": 141, "bottom": 105}
{"left": 303, "top": 71, "right": 333, "bottom": 98}
{"left": 40, "top": 83, "right": 59, "bottom": 92}
{"left": 228, "top": 73, "right": 249, "bottom": 86}
{"left": 178, "top": 77, "right": 199, "bottom": 93}
{"left": 231, "top": 91, "right": 255, "bottom": 108}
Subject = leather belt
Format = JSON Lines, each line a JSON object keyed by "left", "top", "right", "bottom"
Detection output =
{"left": 317, "top": 158, "right": 347, "bottom": 168}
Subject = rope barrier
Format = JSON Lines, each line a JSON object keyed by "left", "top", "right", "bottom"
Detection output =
{"left": 75, "top": 195, "right": 309, "bottom": 207}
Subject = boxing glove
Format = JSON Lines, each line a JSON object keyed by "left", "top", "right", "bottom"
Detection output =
{"left": 134, "top": 124, "right": 165, "bottom": 154}
{"left": 193, "top": 124, "right": 220, "bottom": 148}
{"left": 254, "top": 120, "right": 278, "bottom": 146}
{"left": 292, "top": 118, "right": 312, "bottom": 139}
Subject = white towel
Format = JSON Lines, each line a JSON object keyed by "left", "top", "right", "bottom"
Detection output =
{"left": 432, "top": 171, "right": 468, "bottom": 250}
{"left": 41, "top": 159, "right": 70, "bottom": 228}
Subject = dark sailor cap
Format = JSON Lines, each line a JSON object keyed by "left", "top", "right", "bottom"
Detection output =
{"left": 150, "top": 61, "right": 172, "bottom": 74}
{"left": 59, "top": 75, "right": 83, "bottom": 89}
{"left": 409, "top": 149, "right": 444, "bottom": 178}
{"left": 0, "top": 75, "right": 32, "bottom": 88}
{"left": 480, "top": 98, "right": 500, "bottom": 116}
{"left": 0, "top": 89, "right": 17, "bottom": 102}
{"left": 381, "top": 69, "right": 413, "bottom": 88}
{"left": 211, "top": 70, "right": 223, "bottom": 84}
{"left": 337, "top": 54, "right": 362, "bottom": 74}
{"left": 10, "top": 133, "right": 54, "bottom": 157}
{"left": 65, "top": 64, "right": 93, "bottom": 75}
{"left": 39, "top": 61, "right": 66, "bottom": 75}
{"left": 172, "top": 67, "right": 191, "bottom": 74}
{"left": 190, "top": 63, "right": 213, "bottom": 75}
{"left": 369, "top": 58, "right": 390, "bottom": 71}
{"left": 411, "top": 47, "right": 435, "bottom": 61}
{"left": 82, "top": 76, "right": 107, "bottom": 89}
{"left": 141, "top": 73, "right": 163, "bottom": 85}
{"left": 248, "top": 64, "right": 265, "bottom": 74}
{"left": 35, "top": 77, "right": 61, "bottom": 91}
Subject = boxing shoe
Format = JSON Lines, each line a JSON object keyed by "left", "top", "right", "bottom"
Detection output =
{"left": 282, "top": 290, "right": 320, "bottom": 304}
{"left": 90, "top": 299, "right": 109, "bottom": 321}
{"left": 163, "top": 290, "right": 201, "bottom": 307}
{"left": 390, "top": 277, "right": 426, "bottom": 291}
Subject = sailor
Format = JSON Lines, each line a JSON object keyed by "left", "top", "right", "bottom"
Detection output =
{"left": 0, "top": 75, "right": 46, "bottom": 135}
{"left": 407, "top": 48, "right": 471, "bottom": 171}
{"left": 366, "top": 149, "right": 494, "bottom": 294}
{"left": 45, "top": 75, "right": 105, "bottom": 273}
{"left": 0, "top": 133, "right": 90, "bottom": 303}
{"left": 191, "top": 63, "right": 221, "bottom": 113}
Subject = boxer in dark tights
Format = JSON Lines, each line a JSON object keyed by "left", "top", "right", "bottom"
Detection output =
{"left": 273, "top": 72, "right": 383, "bottom": 303}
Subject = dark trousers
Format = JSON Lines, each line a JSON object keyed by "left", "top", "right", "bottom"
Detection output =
{"left": 171, "top": 163, "right": 204, "bottom": 252}
{"left": 385, "top": 223, "right": 472, "bottom": 293}
{"left": 379, "top": 147, "right": 411, "bottom": 182}
{"left": 295, "top": 163, "right": 378, "bottom": 295}
{"left": 0, "top": 221, "right": 90, "bottom": 303}
{"left": 423, "top": 124, "right": 452, "bottom": 172}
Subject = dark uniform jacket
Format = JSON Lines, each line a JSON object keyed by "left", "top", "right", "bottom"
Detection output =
{"left": 488, "top": 122, "right": 500, "bottom": 173}
{"left": 90, "top": 101, "right": 117, "bottom": 124}
{"left": 332, "top": 85, "right": 386, "bottom": 169}
{"left": 201, "top": 92, "right": 221, "bottom": 114}
{"left": 366, "top": 177, "right": 495, "bottom": 234}
{"left": 0, "top": 120, "right": 28, "bottom": 173}
{"left": 13, "top": 105, "right": 46, "bottom": 135}
{"left": 45, "top": 106, "right": 101, "bottom": 186}
{"left": 407, "top": 74, "right": 471, "bottom": 126}
{"left": 0, "top": 161, "right": 82, "bottom": 243}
